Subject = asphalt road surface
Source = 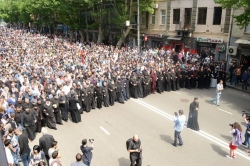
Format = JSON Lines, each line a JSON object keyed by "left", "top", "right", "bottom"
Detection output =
{"left": 27, "top": 87, "right": 250, "bottom": 166}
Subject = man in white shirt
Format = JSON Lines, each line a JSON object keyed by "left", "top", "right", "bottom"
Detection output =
{"left": 210, "top": 80, "right": 223, "bottom": 106}
{"left": 4, "top": 139, "right": 14, "bottom": 166}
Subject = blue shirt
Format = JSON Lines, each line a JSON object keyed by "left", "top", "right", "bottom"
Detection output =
{"left": 6, "top": 107, "right": 15, "bottom": 115}
{"left": 173, "top": 115, "right": 186, "bottom": 132}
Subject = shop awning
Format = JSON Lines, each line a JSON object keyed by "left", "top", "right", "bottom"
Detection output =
{"left": 235, "top": 39, "right": 250, "bottom": 44}
{"left": 167, "top": 36, "right": 182, "bottom": 40}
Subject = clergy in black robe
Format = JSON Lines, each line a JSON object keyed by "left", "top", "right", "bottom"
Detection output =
{"left": 191, "top": 69, "right": 198, "bottom": 89}
{"left": 165, "top": 70, "right": 171, "bottom": 92}
{"left": 94, "top": 83, "right": 103, "bottom": 109}
{"left": 130, "top": 74, "right": 138, "bottom": 98}
{"left": 69, "top": 95, "right": 81, "bottom": 123}
{"left": 157, "top": 71, "right": 164, "bottom": 93}
{"left": 125, "top": 76, "right": 130, "bottom": 99}
{"left": 83, "top": 85, "right": 91, "bottom": 112}
{"left": 162, "top": 71, "right": 166, "bottom": 91}
{"left": 58, "top": 92, "right": 68, "bottom": 121}
{"left": 43, "top": 99, "right": 57, "bottom": 130}
{"left": 76, "top": 84, "right": 84, "bottom": 114}
{"left": 102, "top": 82, "right": 109, "bottom": 107}
{"left": 21, "top": 107, "right": 36, "bottom": 140}
{"left": 170, "top": 69, "right": 177, "bottom": 91}
{"left": 185, "top": 69, "right": 191, "bottom": 89}
{"left": 204, "top": 68, "right": 211, "bottom": 89}
{"left": 108, "top": 80, "right": 116, "bottom": 106}
{"left": 89, "top": 83, "right": 96, "bottom": 109}
{"left": 51, "top": 95, "right": 63, "bottom": 125}
{"left": 37, "top": 98, "right": 46, "bottom": 127}
{"left": 176, "top": 69, "right": 181, "bottom": 90}
{"left": 187, "top": 97, "right": 200, "bottom": 131}
{"left": 197, "top": 69, "right": 205, "bottom": 89}
{"left": 116, "top": 79, "right": 125, "bottom": 104}
{"left": 179, "top": 69, "right": 185, "bottom": 88}
{"left": 121, "top": 76, "right": 127, "bottom": 100}
{"left": 31, "top": 103, "right": 42, "bottom": 133}
{"left": 137, "top": 75, "right": 144, "bottom": 98}
{"left": 142, "top": 74, "right": 150, "bottom": 97}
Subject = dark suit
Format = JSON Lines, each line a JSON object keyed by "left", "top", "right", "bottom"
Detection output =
{"left": 39, "top": 134, "right": 55, "bottom": 163}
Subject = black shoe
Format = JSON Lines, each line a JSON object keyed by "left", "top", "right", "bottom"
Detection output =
{"left": 172, "top": 143, "right": 177, "bottom": 147}
{"left": 242, "top": 142, "right": 246, "bottom": 146}
{"left": 178, "top": 143, "right": 183, "bottom": 146}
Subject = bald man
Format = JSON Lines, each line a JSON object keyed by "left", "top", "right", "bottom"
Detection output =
{"left": 127, "top": 135, "right": 142, "bottom": 166}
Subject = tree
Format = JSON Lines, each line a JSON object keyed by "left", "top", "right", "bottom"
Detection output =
{"left": 214, "top": 0, "right": 250, "bottom": 27}
{"left": 110, "top": 0, "right": 156, "bottom": 47}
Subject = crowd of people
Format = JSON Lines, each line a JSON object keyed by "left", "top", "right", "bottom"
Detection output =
{"left": 0, "top": 26, "right": 250, "bottom": 166}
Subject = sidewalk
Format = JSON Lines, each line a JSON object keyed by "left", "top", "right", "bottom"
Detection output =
{"left": 226, "top": 81, "right": 250, "bottom": 94}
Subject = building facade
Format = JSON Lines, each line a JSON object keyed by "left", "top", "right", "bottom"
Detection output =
{"left": 141, "top": 0, "right": 230, "bottom": 61}
{"left": 227, "top": 9, "right": 250, "bottom": 68}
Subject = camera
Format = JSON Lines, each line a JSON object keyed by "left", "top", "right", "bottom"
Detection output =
{"left": 89, "top": 139, "right": 94, "bottom": 143}
{"left": 229, "top": 124, "right": 234, "bottom": 127}
{"left": 174, "top": 112, "right": 178, "bottom": 117}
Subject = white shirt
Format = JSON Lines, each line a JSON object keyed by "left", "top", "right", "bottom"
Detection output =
{"left": 216, "top": 83, "right": 223, "bottom": 94}
{"left": 5, "top": 147, "right": 14, "bottom": 164}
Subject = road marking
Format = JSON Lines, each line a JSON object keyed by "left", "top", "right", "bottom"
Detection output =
{"left": 131, "top": 99, "right": 250, "bottom": 161}
{"left": 100, "top": 126, "right": 110, "bottom": 135}
{"left": 173, "top": 91, "right": 181, "bottom": 95}
{"left": 218, "top": 108, "right": 232, "bottom": 115}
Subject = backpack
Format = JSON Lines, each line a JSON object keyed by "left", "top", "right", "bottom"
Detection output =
{"left": 234, "top": 129, "right": 242, "bottom": 146}
{"left": 126, "top": 138, "right": 133, "bottom": 150}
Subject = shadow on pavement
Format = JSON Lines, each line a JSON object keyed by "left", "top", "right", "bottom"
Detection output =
{"left": 221, "top": 134, "right": 232, "bottom": 142}
{"left": 210, "top": 144, "right": 228, "bottom": 157}
{"left": 118, "top": 157, "right": 130, "bottom": 166}
{"left": 160, "top": 134, "right": 173, "bottom": 144}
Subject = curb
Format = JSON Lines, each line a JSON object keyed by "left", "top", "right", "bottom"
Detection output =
{"left": 226, "top": 84, "right": 250, "bottom": 94}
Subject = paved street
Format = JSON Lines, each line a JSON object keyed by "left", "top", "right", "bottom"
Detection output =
{"left": 28, "top": 87, "right": 250, "bottom": 166}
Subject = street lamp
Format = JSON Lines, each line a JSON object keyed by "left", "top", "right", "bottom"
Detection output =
{"left": 126, "top": 0, "right": 140, "bottom": 53}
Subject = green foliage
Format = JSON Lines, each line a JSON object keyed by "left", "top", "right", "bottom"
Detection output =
{"left": 214, "top": 0, "right": 250, "bottom": 27}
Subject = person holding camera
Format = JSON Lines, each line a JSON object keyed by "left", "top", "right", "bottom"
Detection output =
{"left": 80, "top": 139, "right": 94, "bottom": 166}
{"left": 226, "top": 122, "right": 242, "bottom": 159}
{"left": 127, "top": 135, "right": 142, "bottom": 166}
{"left": 172, "top": 110, "right": 186, "bottom": 147}
{"left": 242, "top": 114, "right": 250, "bottom": 151}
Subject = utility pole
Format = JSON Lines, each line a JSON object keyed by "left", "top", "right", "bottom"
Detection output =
{"left": 137, "top": 0, "right": 140, "bottom": 53}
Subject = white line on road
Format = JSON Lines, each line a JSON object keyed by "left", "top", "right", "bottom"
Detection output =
{"left": 131, "top": 99, "right": 250, "bottom": 161}
{"left": 100, "top": 126, "right": 110, "bottom": 135}
{"left": 218, "top": 108, "right": 232, "bottom": 115}
{"left": 173, "top": 91, "right": 181, "bottom": 95}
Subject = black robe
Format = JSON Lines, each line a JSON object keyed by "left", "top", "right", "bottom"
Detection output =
{"left": 198, "top": 71, "right": 205, "bottom": 89}
{"left": 102, "top": 85, "right": 109, "bottom": 107}
{"left": 31, "top": 107, "right": 42, "bottom": 133}
{"left": 94, "top": 86, "right": 103, "bottom": 109}
{"left": 43, "top": 103, "right": 57, "bottom": 129}
{"left": 170, "top": 72, "right": 177, "bottom": 91}
{"left": 204, "top": 70, "right": 211, "bottom": 89}
{"left": 142, "top": 76, "right": 150, "bottom": 97}
{"left": 21, "top": 111, "right": 36, "bottom": 140}
{"left": 157, "top": 72, "right": 164, "bottom": 93}
{"left": 69, "top": 98, "right": 81, "bottom": 123}
{"left": 137, "top": 77, "right": 144, "bottom": 98}
{"left": 130, "top": 76, "right": 138, "bottom": 98}
{"left": 185, "top": 71, "right": 191, "bottom": 89}
{"left": 108, "top": 83, "right": 116, "bottom": 106}
{"left": 51, "top": 98, "right": 62, "bottom": 124}
{"left": 76, "top": 88, "right": 84, "bottom": 114}
{"left": 116, "top": 82, "right": 125, "bottom": 103}
{"left": 125, "top": 78, "right": 130, "bottom": 99}
{"left": 83, "top": 87, "right": 92, "bottom": 112}
{"left": 165, "top": 72, "right": 171, "bottom": 92}
{"left": 187, "top": 101, "right": 200, "bottom": 131}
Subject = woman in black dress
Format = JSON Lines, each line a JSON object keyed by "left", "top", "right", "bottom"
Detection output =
{"left": 187, "top": 97, "right": 200, "bottom": 131}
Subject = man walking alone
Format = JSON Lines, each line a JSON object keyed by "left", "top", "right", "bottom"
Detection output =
{"left": 172, "top": 110, "right": 186, "bottom": 147}
{"left": 210, "top": 80, "right": 223, "bottom": 106}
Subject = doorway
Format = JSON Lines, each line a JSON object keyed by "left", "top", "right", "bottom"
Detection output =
{"left": 175, "top": 44, "right": 181, "bottom": 53}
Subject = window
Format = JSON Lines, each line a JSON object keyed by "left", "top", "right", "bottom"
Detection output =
{"left": 151, "top": 11, "right": 155, "bottom": 24}
{"left": 197, "top": 8, "right": 207, "bottom": 25}
{"left": 161, "top": 10, "right": 166, "bottom": 24}
{"left": 173, "top": 9, "right": 180, "bottom": 24}
{"left": 246, "top": 23, "right": 250, "bottom": 33}
{"left": 141, "top": 12, "right": 145, "bottom": 24}
{"left": 213, "top": 7, "right": 222, "bottom": 25}
{"left": 185, "top": 8, "right": 192, "bottom": 27}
